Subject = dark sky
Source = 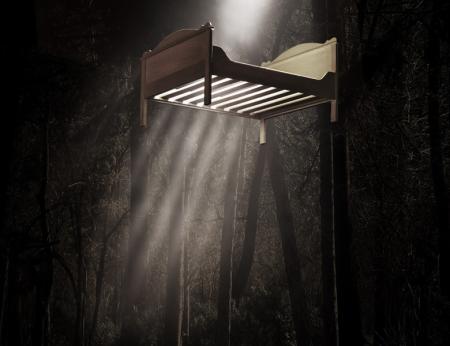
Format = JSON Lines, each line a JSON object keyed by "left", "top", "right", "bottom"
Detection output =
{"left": 14, "top": 1, "right": 220, "bottom": 60}
{"left": 10, "top": 0, "right": 278, "bottom": 64}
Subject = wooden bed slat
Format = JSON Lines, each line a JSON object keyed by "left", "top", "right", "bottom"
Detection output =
{"left": 237, "top": 92, "right": 304, "bottom": 113}
{"left": 211, "top": 87, "right": 277, "bottom": 109}
{"left": 185, "top": 80, "right": 247, "bottom": 105}
{"left": 154, "top": 77, "right": 206, "bottom": 99}
{"left": 224, "top": 90, "right": 290, "bottom": 111}
{"left": 175, "top": 78, "right": 233, "bottom": 103}
{"left": 250, "top": 95, "right": 316, "bottom": 115}
{"left": 208, "top": 84, "right": 264, "bottom": 106}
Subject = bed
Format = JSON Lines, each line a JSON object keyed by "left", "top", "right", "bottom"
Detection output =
{"left": 140, "top": 22, "right": 337, "bottom": 143}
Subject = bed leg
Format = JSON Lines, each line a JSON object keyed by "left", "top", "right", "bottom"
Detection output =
{"left": 140, "top": 98, "right": 148, "bottom": 127}
{"left": 259, "top": 119, "right": 266, "bottom": 145}
{"left": 330, "top": 100, "right": 337, "bottom": 122}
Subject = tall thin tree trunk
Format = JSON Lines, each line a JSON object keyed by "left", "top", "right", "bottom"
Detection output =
{"left": 217, "top": 121, "right": 246, "bottom": 346}
{"left": 182, "top": 223, "right": 190, "bottom": 346}
{"left": 0, "top": 247, "right": 9, "bottom": 344}
{"left": 164, "top": 185, "right": 185, "bottom": 346}
{"left": 310, "top": 0, "right": 339, "bottom": 340}
{"left": 266, "top": 121, "right": 312, "bottom": 346}
{"left": 232, "top": 143, "right": 266, "bottom": 305}
{"left": 34, "top": 112, "right": 53, "bottom": 346}
{"left": 164, "top": 134, "right": 189, "bottom": 346}
{"left": 89, "top": 206, "right": 127, "bottom": 346}
{"left": 72, "top": 197, "right": 87, "bottom": 346}
{"left": 4, "top": 255, "right": 20, "bottom": 346}
{"left": 426, "top": 0, "right": 449, "bottom": 298}
{"left": 182, "top": 161, "right": 192, "bottom": 345}
{"left": 325, "top": 0, "right": 364, "bottom": 343}
{"left": 89, "top": 217, "right": 108, "bottom": 346}
{"left": 311, "top": 0, "right": 338, "bottom": 346}
{"left": 120, "top": 80, "right": 149, "bottom": 344}
{"left": 373, "top": 263, "right": 387, "bottom": 345}
{"left": 319, "top": 109, "right": 338, "bottom": 346}
{"left": 332, "top": 125, "right": 363, "bottom": 345}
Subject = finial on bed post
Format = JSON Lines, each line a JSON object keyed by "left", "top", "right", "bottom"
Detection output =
{"left": 202, "top": 22, "right": 214, "bottom": 29}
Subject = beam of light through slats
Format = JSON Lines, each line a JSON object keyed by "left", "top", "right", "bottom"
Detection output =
{"left": 146, "top": 112, "right": 210, "bottom": 248}
{"left": 126, "top": 107, "right": 190, "bottom": 294}
{"left": 133, "top": 106, "right": 172, "bottom": 184}
{"left": 148, "top": 114, "right": 230, "bottom": 275}
{"left": 186, "top": 118, "right": 243, "bottom": 228}
{"left": 250, "top": 95, "right": 316, "bottom": 115}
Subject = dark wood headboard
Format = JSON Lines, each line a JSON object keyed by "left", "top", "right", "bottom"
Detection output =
{"left": 140, "top": 23, "right": 213, "bottom": 126}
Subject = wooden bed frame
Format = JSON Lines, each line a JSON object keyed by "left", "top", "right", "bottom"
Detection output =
{"left": 140, "top": 22, "right": 337, "bottom": 143}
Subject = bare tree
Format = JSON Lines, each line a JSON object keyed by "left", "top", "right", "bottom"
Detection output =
{"left": 164, "top": 164, "right": 185, "bottom": 346}
{"left": 319, "top": 109, "right": 338, "bottom": 346}
{"left": 266, "top": 121, "right": 312, "bottom": 346}
{"left": 232, "top": 143, "right": 266, "bottom": 305}
{"left": 120, "top": 79, "right": 149, "bottom": 345}
{"left": 164, "top": 115, "right": 196, "bottom": 346}
{"left": 89, "top": 208, "right": 128, "bottom": 346}
{"left": 426, "top": 0, "right": 449, "bottom": 297}
{"left": 216, "top": 121, "right": 246, "bottom": 346}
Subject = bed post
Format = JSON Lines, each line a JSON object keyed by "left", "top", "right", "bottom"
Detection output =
{"left": 203, "top": 22, "right": 213, "bottom": 106}
{"left": 330, "top": 38, "right": 338, "bottom": 123}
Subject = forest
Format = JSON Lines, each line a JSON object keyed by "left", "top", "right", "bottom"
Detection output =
{"left": 1, "top": 0, "right": 449, "bottom": 345}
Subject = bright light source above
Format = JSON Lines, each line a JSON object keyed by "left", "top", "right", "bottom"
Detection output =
{"left": 216, "top": 0, "right": 272, "bottom": 47}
